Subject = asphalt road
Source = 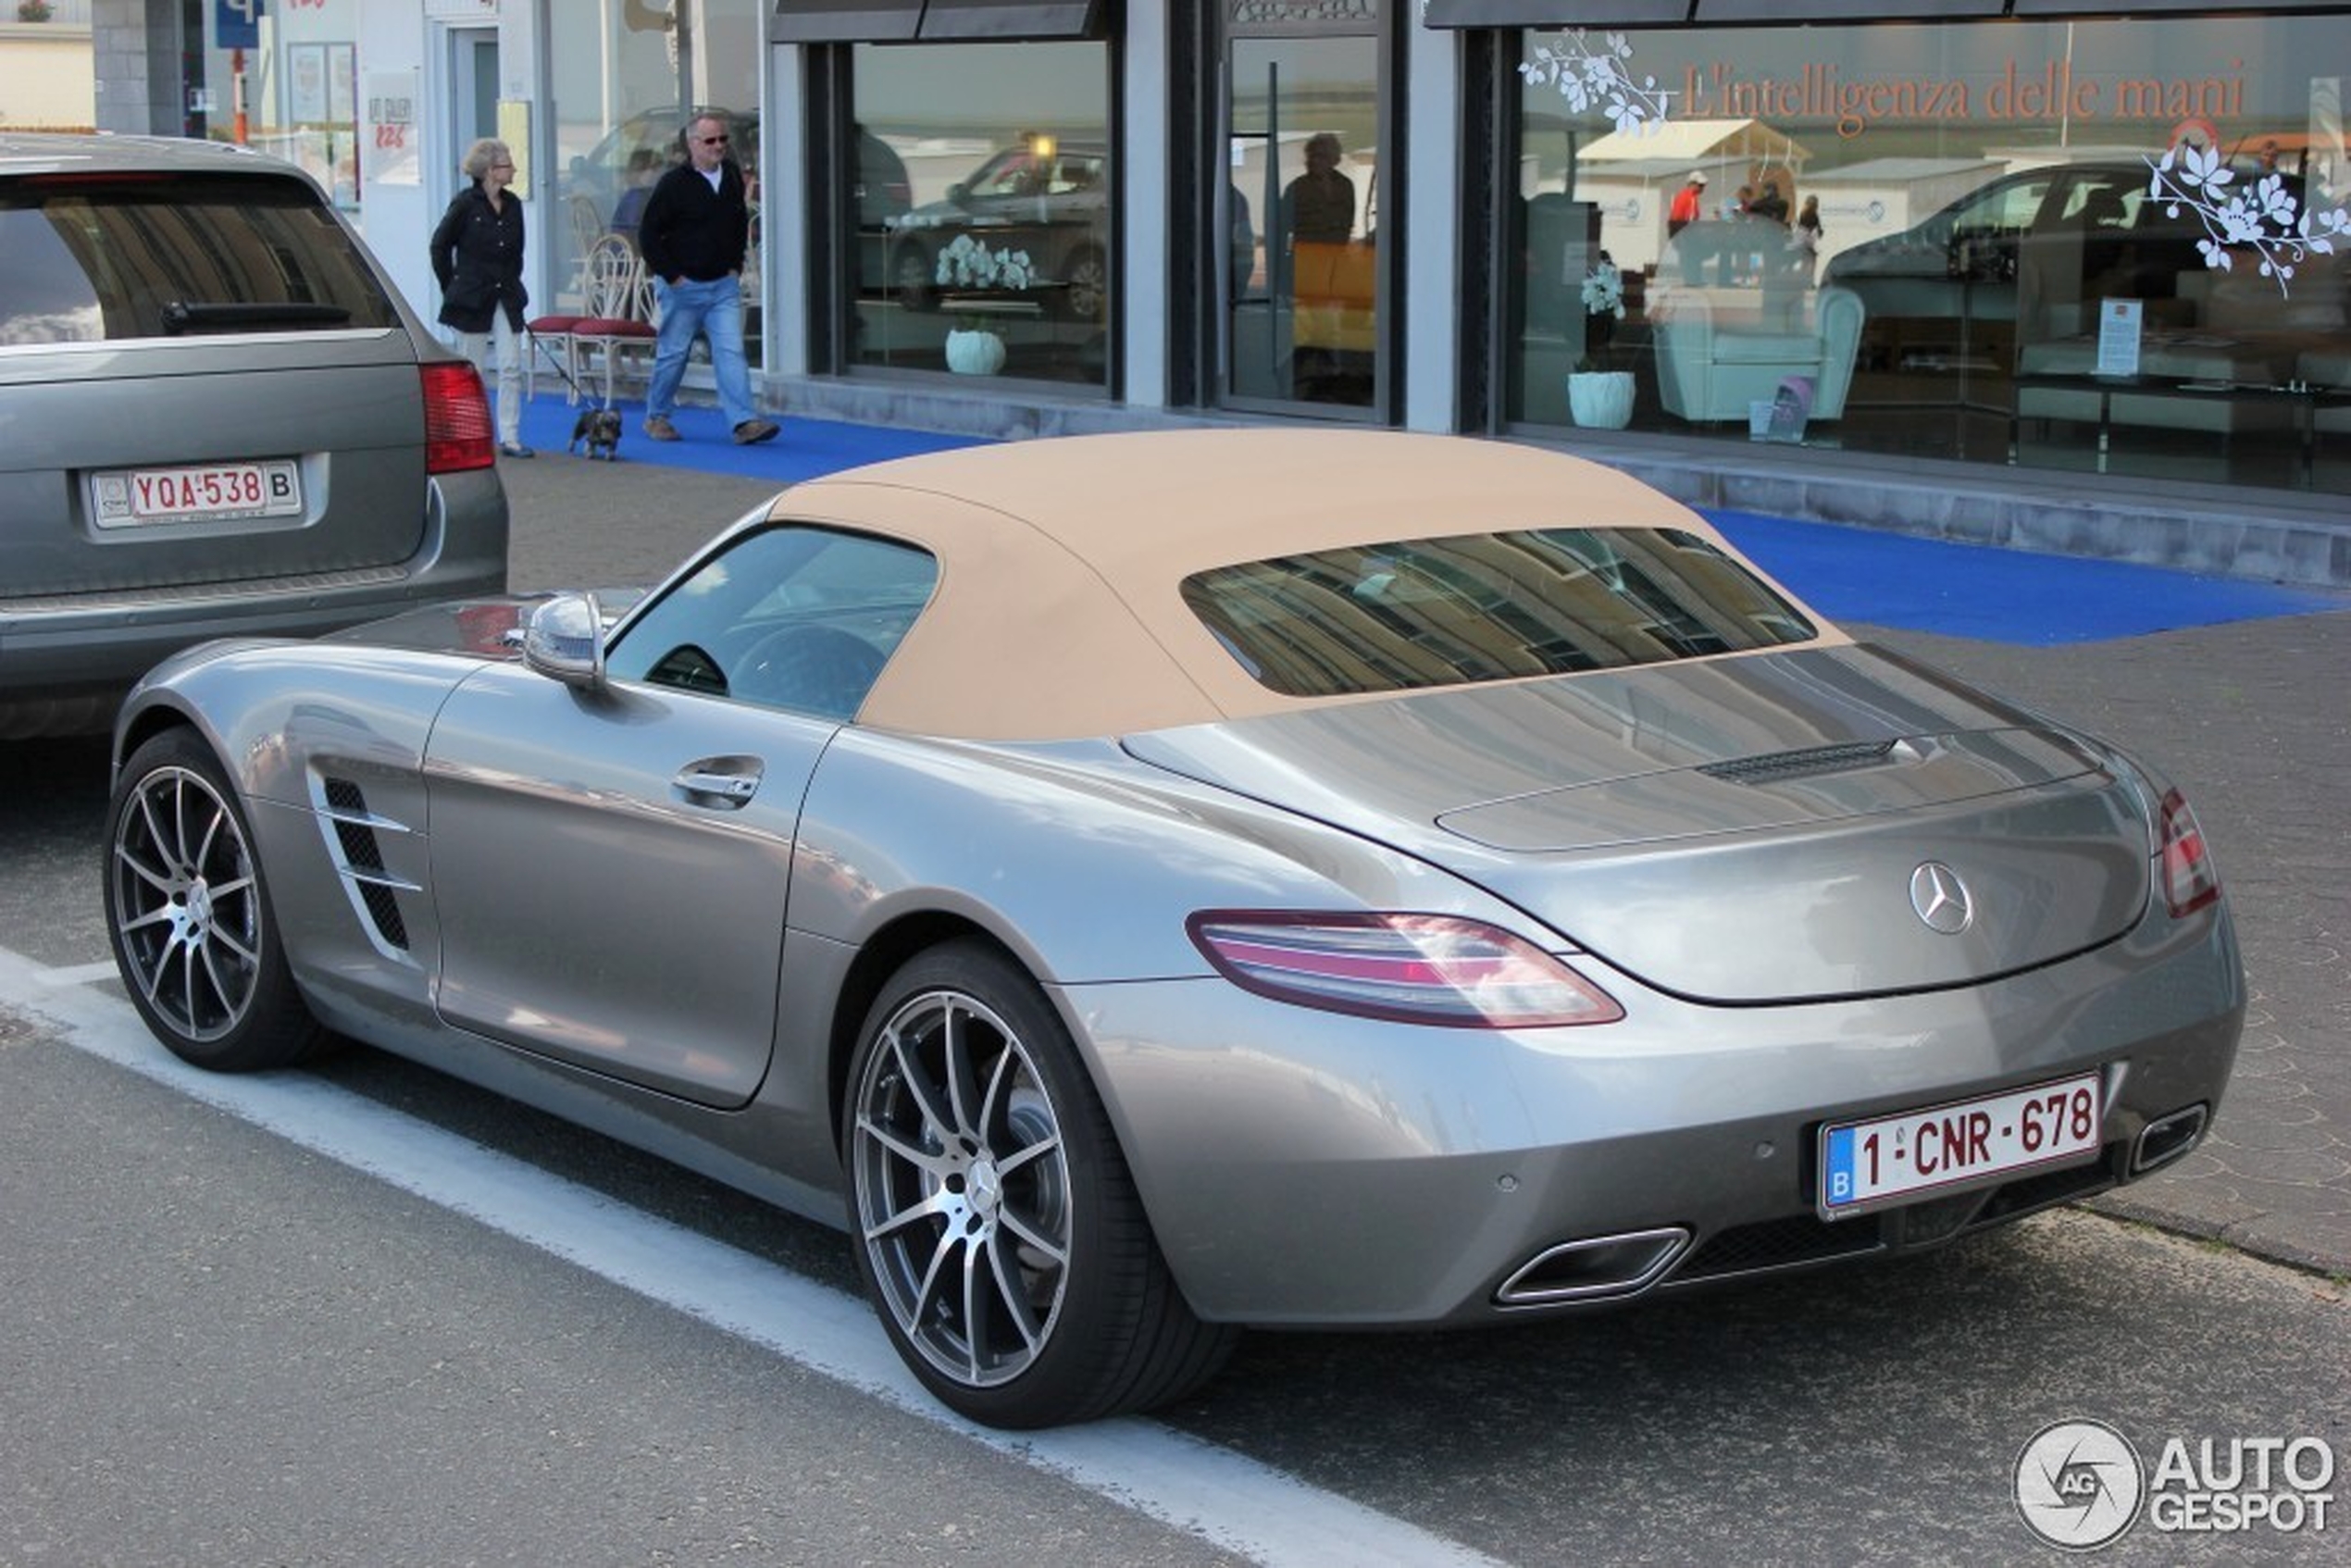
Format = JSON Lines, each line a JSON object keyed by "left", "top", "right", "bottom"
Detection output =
{"left": 1, "top": 452, "right": 2345, "bottom": 1565}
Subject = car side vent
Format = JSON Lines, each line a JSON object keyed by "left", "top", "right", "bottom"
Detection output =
{"left": 316, "top": 775, "right": 418, "bottom": 956}
{"left": 1699, "top": 740, "right": 1897, "bottom": 787}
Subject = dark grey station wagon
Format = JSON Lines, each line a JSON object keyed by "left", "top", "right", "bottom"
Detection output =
{"left": 0, "top": 133, "right": 508, "bottom": 739}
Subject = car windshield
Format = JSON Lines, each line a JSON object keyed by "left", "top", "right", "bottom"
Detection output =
{"left": 1181, "top": 527, "right": 1816, "bottom": 698}
{"left": 0, "top": 173, "right": 399, "bottom": 345}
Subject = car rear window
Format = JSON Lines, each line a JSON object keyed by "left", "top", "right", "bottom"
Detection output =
{"left": 1181, "top": 527, "right": 1817, "bottom": 698}
{"left": 0, "top": 171, "right": 400, "bottom": 346}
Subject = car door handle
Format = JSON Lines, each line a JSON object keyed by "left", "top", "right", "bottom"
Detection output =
{"left": 675, "top": 766, "right": 762, "bottom": 805}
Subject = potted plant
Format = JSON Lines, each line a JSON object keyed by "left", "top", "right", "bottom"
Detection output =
{"left": 1567, "top": 255, "right": 1635, "bottom": 429}
{"left": 17, "top": 1, "right": 56, "bottom": 20}
{"left": 935, "top": 234, "right": 1034, "bottom": 376}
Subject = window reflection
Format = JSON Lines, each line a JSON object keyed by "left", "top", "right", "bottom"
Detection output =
{"left": 548, "top": 0, "right": 764, "bottom": 367}
{"left": 850, "top": 43, "right": 1112, "bottom": 387}
{"left": 1511, "top": 18, "right": 2351, "bottom": 494}
{"left": 1183, "top": 529, "right": 1813, "bottom": 699}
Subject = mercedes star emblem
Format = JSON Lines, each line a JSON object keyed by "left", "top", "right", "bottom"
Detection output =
{"left": 1909, "top": 862, "right": 1974, "bottom": 934}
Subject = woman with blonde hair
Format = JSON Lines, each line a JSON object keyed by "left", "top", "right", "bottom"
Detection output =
{"left": 429, "top": 138, "right": 533, "bottom": 457}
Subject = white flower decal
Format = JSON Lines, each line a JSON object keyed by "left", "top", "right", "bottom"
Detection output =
{"left": 2146, "top": 143, "right": 2351, "bottom": 295}
{"left": 1518, "top": 31, "right": 1674, "bottom": 137}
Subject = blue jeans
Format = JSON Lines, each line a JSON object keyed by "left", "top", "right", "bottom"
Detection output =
{"left": 646, "top": 274, "right": 757, "bottom": 429}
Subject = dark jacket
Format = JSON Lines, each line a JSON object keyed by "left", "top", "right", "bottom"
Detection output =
{"left": 638, "top": 159, "right": 753, "bottom": 284}
{"left": 429, "top": 183, "right": 529, "bottom": 332}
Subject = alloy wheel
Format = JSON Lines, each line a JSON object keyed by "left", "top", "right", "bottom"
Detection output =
{"left": 850, "top": 986, "right": 1074, "bottom": 1390}
{"left": 109, "top": 764, "right": 264, "bottom": 1044}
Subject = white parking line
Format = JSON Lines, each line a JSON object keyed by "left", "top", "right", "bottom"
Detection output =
{"left": 0, "top": 946, "right": 1503, "bottom": 1568}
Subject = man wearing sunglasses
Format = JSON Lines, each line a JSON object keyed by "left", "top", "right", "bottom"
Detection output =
{"left": 638, "top": 112, "right": 780, "bottom": 445}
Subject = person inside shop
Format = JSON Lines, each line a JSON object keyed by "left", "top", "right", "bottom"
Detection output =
{"left": 638, "top": 111, "right": 779, "bottom": 446}
{"left": 1667, "top": 168, "right": 1707, "bottom": 238}
{"left": 1231, "top": 184, "right": 1259, "bottom": 300}
{"left": 1792, "top": 193, "right": 1824, "bottom": 284}
{"left": 1279, "top": 132, "right": 1363, "bottom": 401}
{"left": 1283, "top": 132, "right": 1356, "bottom": 245}
{"left": 1666, "top": 169, "right": 1710, "bottom": 284}
{"left": 429, "top": 137, "right": 533, "bottom": 460}
{"left": 1721, "top": 184, "right": 1756, "bottom": 285}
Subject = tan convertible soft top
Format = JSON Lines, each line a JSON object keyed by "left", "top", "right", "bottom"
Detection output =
{"left": 770, "top": 428, "right": 1840, "bottom": 740}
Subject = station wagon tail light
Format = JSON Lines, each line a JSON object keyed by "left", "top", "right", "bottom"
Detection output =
{"left": 422, "top": 362, "right": 497, "bottom": 473}
{"left": 1188, "top": 912, "right": 1623, "bottom": 1028}
{"left": 2158, "top": 789, "right": 2220, "bottom": 917}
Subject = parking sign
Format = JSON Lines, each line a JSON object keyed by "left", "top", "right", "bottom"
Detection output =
{"left": 216, "top": 0, "right": 262, "bottom": 51}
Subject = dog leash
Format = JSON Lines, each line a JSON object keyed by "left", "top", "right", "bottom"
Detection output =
{"left": 529, "top": 332, "right": 593, "bottom": 403}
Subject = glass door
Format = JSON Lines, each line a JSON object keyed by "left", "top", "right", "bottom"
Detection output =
{"left": 445, "top": 28, "right": 499, "bottom": 211}
{"left": 1225, "top": 16, "right": 1382, "bottom": 414}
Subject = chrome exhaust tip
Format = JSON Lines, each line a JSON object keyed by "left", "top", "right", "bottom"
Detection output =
{"left": 1496, "top": 1226, "right": 1691, "bottom": 1306}
{"left": 2133, "top": 1103, "right": 2209, "bottom": 1176}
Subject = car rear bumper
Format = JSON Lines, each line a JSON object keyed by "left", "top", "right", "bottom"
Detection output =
{"left": 0, "top": 472, "right": 505, "bottom": 734}
{"left": 1068, "top": 900, "right": 2244, "bottom": 1328}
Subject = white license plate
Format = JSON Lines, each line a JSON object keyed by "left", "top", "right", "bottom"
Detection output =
{"left": 90, "top": 461, "right": 303, "bottom": 529}
{"left": 1819, "top": 1073, "right": 2103, "bottom": 1217}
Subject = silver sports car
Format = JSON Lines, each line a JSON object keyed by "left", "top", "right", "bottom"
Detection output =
{"left": 105, "top": 429, "right": 2243, "bottom": 1429}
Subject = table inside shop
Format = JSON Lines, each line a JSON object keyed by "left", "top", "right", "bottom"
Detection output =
{"left": 2008, "top": 372, "right": 2351, "bottom": 486}
{"left": 939, "top": 290, "right": 1060, "bottom": 321}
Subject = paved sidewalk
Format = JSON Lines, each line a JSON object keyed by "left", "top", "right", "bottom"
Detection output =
{"left": 499, "top": 399, "right": 2351, "bottom": 1279}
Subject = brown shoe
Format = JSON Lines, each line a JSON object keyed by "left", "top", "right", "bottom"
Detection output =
{"left": 642, "top": 415, "right": 680, "bottom": 442}
{"left": 732, "top": 418, "right": 780, "bottom": 445}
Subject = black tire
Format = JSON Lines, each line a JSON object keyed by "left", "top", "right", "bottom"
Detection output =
{"left": 890, "top": 241, "right": 937, "bottom": 312}
{"left": 104, "top": 728, "right": 326, "bottom": 1072}
{"left": 1060, "top": 244, "right": 1108, "bottom": 321}
{"left": 842, "top": 940, "right": 1237, "bottom": 1428}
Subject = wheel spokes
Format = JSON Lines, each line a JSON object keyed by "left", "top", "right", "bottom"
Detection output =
{"left": 854, "top": 986, "right": 1076, "bottom": 1390}
{"left": 111, "top": 766, "right": 261, "bottom": 1043}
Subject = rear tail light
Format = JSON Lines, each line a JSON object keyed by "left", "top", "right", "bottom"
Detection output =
{"left": 2158, "top": 788, "right": 2220, "bottom": 917}
{"left": 422, "top": 362, "right": 496, "bottom": 474}
{"left": 1188, "top": 911, "right": 1624, "bottom": 1028}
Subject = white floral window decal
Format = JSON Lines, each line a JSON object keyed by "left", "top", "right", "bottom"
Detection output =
{"left": 2145, "top": 143, "right": 2351, "bottom": 297}
{"left": 1518, "top": 31, "right": 1674, "bottom": 137}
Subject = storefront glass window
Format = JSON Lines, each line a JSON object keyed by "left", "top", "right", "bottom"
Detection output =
{"left": 1513, "top": 19, "right": 2351, "bottom": 494}
{"left": 549, "top": 0, "right": 764, "bottom": 363}
{"left": 850, "top": 43, "right": 1112, "bottom": 387}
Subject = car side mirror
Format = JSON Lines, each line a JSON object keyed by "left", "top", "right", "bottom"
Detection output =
{"left": 523, "top": 591, "right": 608, "bottom": 690}
{"left": 948, "top": 181, "right": 969, "bottom": 205}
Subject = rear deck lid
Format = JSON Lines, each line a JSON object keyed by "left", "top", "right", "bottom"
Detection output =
{"left": 1126, "top": 645, "right": 2154, "bottom": 1002}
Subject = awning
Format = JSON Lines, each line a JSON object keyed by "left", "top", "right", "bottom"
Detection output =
{"left": 1421, "top": 0, "right": 1691, "bottom": 23}
{"left": 773, "top": 0, "right": 924, "bottom": 43}
{"left": 1421, "top": 0, "right": 2009, "bottom": 23}
{"left": 918, "top": 0, "right": 1102, "bottom": 38}
{"left": 773, "top": 0, "right": 1103, "bottom": 43}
